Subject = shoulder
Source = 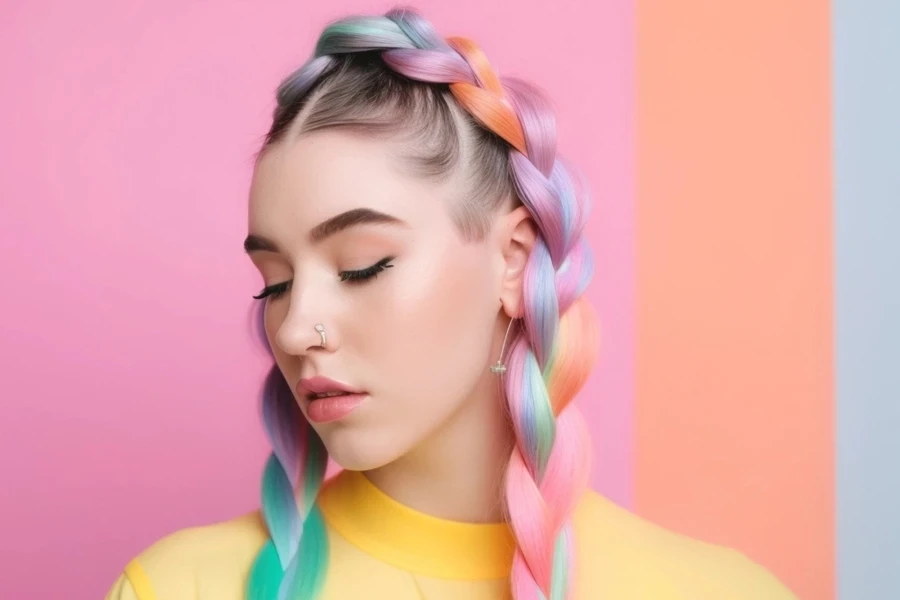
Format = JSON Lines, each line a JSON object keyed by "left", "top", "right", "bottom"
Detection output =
{"left": 572, "top": 490, "right": 798, "bottom": 599}
{"left": 105, "top": 510, "right": 269, "bottom": 600}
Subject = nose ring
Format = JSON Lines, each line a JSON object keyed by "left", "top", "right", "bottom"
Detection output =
{"left": 314, "top": 323, "right": 327, "bottom": 348}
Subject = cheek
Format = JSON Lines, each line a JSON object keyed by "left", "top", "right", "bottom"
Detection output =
{"left": 262, "top": 302, "right": 285, "bottom": 352}
{"left": 262, "top": 301, "right": 296, "bottom": 378}
{"left": 370, "top": 243, "right": 497, "bottom": 403}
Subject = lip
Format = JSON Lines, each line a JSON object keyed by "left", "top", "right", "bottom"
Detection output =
{"left": 298, "top": 375, "right": 366, "bottom": 396}
{"left": 305, "top": 392, "right": 368, "bottom": 423}
{"left": 297, "top": 376, "right": 368, "bottom": 424}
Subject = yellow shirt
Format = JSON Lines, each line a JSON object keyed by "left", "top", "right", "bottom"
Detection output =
{"left": 105, "top": 469, "right": 797, "bottom": 599}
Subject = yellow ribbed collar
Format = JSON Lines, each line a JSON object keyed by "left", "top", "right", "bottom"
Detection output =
{"left": 317, "top": 469, "right": 515, "bottom": 580}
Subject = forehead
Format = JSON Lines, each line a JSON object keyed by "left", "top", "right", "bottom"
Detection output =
{"left": 248, "top": 131, "right": 447, "bottom": 236}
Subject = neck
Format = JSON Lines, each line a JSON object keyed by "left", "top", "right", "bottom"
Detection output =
{"left": 364, "top": 370, "right": 515, "bottom": 523}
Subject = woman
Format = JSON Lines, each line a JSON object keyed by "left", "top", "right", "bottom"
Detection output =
{"left": 105, "top": 7, "right": 798, "bottom": 600}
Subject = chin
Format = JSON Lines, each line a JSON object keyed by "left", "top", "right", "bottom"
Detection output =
{"left": 317, "top": 427, "right": 408, "bottom": 472}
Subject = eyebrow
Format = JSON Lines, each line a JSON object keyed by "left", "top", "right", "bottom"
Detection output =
{"left": 243, "top": 208, "right": 408, "bottom": 254}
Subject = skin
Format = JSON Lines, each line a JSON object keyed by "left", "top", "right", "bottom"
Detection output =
{"left": 246, "top": 129, "right": 537, "bottom": 523}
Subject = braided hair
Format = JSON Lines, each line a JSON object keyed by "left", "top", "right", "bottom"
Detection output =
{"left": 248, "top": 7, "right": 599, "bottom": 600}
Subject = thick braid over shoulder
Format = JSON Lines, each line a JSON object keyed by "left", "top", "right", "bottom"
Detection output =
{"left": 249, "top": 346, "right": 329, "bottom": 600}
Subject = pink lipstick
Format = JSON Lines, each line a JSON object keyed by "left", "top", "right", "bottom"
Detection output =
{"left": 297, "top": 376, "right": 368, "bottom": 423}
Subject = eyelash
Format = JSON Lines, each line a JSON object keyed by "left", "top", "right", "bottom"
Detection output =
{"left": 253, "top": 257, "right": 395, "bottom": 301}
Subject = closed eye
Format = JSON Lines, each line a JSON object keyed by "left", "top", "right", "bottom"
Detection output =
{"left": 339, "top": 256, "right": 395, "bottom": 282}
{"left": 252, "top": 257, "right": 395, "bottom": 301}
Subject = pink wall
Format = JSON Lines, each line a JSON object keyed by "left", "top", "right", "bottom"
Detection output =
{"left": 0, "top": 2, "right": 632, "bottom": 598}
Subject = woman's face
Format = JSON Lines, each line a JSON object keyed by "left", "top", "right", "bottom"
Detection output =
{"left": 246, "top": 130, "right": 506, "bottom": 470}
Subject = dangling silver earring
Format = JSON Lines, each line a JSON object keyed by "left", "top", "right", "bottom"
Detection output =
{"left": 490, "top": 317, "right": 517, "bottom": 375}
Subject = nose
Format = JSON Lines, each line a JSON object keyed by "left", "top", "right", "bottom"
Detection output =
{"left": 274, "top": 297, "right": 337, "bottom": 357}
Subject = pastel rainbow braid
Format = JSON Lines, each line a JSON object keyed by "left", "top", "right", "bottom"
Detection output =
{"left": 248, "top": 306, "right": 329, "bottom": 600}
{"left": 248, "top": 7, "right": 599, "bottom": 600}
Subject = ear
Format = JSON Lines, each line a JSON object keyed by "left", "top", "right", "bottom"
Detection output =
{"left": 498, "top": 205, "right": 539, "bottom": 319}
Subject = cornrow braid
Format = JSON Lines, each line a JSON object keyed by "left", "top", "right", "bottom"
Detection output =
{"left": 248, "top": 7, "right": 599, "bottom": 600}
